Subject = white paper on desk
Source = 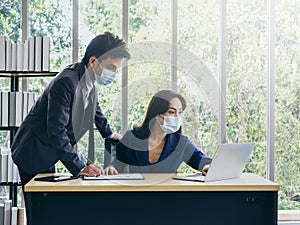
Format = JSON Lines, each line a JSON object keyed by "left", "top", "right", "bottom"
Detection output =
{"left": 83, "top": 173, "right": 144, "bottom": 180}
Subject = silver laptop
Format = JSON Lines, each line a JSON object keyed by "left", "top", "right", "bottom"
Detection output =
{"left": 173, "top": 143, "right": 255, "bottom": 182}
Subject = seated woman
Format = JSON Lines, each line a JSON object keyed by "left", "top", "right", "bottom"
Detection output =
{"left": 104, "top": 90, "right": 212, "bottom": 174}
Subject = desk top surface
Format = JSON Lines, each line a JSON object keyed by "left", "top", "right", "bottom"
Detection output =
{"left": 25, "top": 173, "right": 279, "bottom": 192}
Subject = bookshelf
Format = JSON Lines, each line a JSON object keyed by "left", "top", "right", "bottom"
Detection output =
{"left": 0, "top": 71, "right": 57, "bottom": 207}
{"left": 0, "top": 71, "right": 57, "bottom": 91}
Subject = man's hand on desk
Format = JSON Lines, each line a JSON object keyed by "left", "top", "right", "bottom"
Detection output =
{"left": 103, "top": 166, "right": 118, "bottom": 175}
{"left": 201, "top": 164, "right": 210, "bottom": 176}
{"left": 80, "top": 164, "right": 104, "bottom": 177}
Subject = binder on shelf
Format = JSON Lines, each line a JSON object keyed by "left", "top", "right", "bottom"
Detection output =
{"left": 1, "top": 92, "right": 9, "bottom": 127}
{"left": 16, "top": 42, "right": 24, "bottom": 71}
{"left": 0, "top": 35, "right": 6, "bottom": 71}
{"left": 13, "top": 163, "right": 20, "bottom": 183}
{"left": 34, "top": 37, "right": 42, "bottom": 72}
{"left": 9, "top": 92, "right": 16, "bottom": 126}
{"left": 0, "top": 198, "right": 21, "bottom": 225}
{"left": 11, "top": 43, "right": 17, "bottom": 71}
{"left": 28, "top": 92, "right": 35, "bottom": 113}
{"left": 11, "top": 207, "right": 18, "bottom": 225}
{"left": 28, "top": 37, "right": 35, "bottom": 72}
{"left": 23, "top": 40, "right": 29, "bottom": 71}
{"left": 15, "top": 92, "right": 23, "bottom": 126}
{"left": 7, "top": 150, "right": 13, "bottom": 183}
{"left": 0, "top": 93, "right": 2, "bottom": 126}
{"left": 22, "top": 92, "right": 28, "bottom": 120}
{"left": 0, "top": 203, "right": 4, "bottom": 225}
{"left": 8, "top": 92, "right": 23, "bottom": 126}
{"left": 1, "top": 36, "right": 51, "bottom": 73}
{"left": 0, "top": 148, "right": 8, "bottom": 183}
{"left": 0, "top": 147, "right": 19, "bottom": 184}
{"left": 3, "top": 199, "right": 12, "bottom": 225}
{"left": 42, "top": 36, "right": 50, "bottom": 72}
{"left": 18, "top": 207, "right": 26, "bottom": 225}
{"left": 5, "top": 39, "right": 11, "bottom": 71}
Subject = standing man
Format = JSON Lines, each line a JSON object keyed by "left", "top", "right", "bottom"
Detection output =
{"left": 11, "top": 32, "right": 130, "bottom": 218}
{"left": 12, "top": 32, "right": 130, "bottom": 182}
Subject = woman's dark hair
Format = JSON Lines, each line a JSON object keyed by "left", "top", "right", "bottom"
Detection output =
{"left": 82, "top": 32, "right": 131, "bottom": 66}
{"left": 133, "top": 90, "right": 187, "bottom": 138}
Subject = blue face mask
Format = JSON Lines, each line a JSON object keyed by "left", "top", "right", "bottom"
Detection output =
{"left": 92, "top": 61, "right": 116, "bottom": 85}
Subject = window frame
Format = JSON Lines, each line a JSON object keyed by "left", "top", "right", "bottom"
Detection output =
{"left": 19, "top": 0, "right": 298, "bottom": 220}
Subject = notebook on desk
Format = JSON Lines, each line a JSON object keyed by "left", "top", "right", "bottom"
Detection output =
{"left": 82, "top": 173, "right": 144, "bottom": 180}
{"left": 173, "top": 143, "right": 255, "bottom": 182}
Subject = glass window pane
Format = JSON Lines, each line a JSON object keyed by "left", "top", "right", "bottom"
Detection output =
{"left": 79, "top": 0, "right": 122, "bottom": 163}
{"left": 28, "top": 0, "right": 72, "bottom": 95}
{"left": 79, "top": 0, "right": 122, "bottom": 134}
{"left": 29, "top": 0, "right": 72, "bottom": 72}
{"left": 276, "top": 0, "right": 300, "bottom": 211}
{"left": 0, "top": 0, "right": 22, "bottom": 43}
{"left": 0, "top": 131, "right": 10, "bottom": 148}
{"left": 178, "top": 0, "right": 219, "bottom": 157}
{"left": 79, "top": 0, "right": 122, "bottom": 58}
{"left": 128, "top": 0, "right": 171, "bottom": 129}
{"left": 0, "top": 0, "right": 22, "bottom": 90}
{"left": 0, "top": 1, "right": 21, "bottom": 184}
{"left": 226, "top": 0, "right": 267, "bottom": 177}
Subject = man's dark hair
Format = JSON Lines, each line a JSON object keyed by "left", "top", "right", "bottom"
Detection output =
{"left": 82, "top": 32, "right": 131, "bottom": 66}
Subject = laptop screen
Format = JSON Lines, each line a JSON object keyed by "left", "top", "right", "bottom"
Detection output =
{"left": 204, "top": 143, "right": 255, "bottom": 182}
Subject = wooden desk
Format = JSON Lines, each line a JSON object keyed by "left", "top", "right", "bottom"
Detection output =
{"left": 25, "top": 173, "right": 279, "bottom": 225}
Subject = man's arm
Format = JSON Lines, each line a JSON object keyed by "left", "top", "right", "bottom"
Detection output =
{"left": 94, "top": 102, "right": 114, "bottom": 138}
{"left": 47, "top": 77, "right": 85, "bottom": 176}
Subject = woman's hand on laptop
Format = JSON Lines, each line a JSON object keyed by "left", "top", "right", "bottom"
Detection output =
{"left": 104, "top": 166, "right": 119, "bottom": 175}
{"left": 202, "top": 164, "right": 210, "bottom": 176}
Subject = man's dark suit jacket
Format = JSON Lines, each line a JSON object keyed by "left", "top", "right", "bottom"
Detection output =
{"left": 11, "top": 62, "right": 113, "bottom": 176}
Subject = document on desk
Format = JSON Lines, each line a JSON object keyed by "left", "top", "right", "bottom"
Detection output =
{"left": 82, "top": 173, "right": 144, "bottom": 180}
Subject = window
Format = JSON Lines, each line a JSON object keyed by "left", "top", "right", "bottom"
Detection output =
{"left": 226, "top": 0, "right": 267, "bottom": 177}
{"left": 78, "top": 0, "right": 122, "bottom": 164}
{"left": 178, "top": 0, "right": 219, "bottom": 157}
{"left": 275, "top": 0, "right": 300, "bottom": 211}
{"left": 27, "top": 0, "right": 72, "bottom": 94}
{"left": 0, "top": 0, "right": 22, "bottom": 91}
{"left": 1, "top": 0, "right": 299, "bottom": 214}
{"left": 0, "top": 0, "right": 22, "bottom": 204}
{"left": 128, "top": 0, "right": 172, "bottom": 129}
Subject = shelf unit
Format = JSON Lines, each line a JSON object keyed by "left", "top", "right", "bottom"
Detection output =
{"left": 0, "top": 71, "right": 57, "bottom": 91}
{"left": 0, "top": 71, "right": 57, "bottom": 206}
{"left": 0, "top": 182, "right": 22, "bottom": 207}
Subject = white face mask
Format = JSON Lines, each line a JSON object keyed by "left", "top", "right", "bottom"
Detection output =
{"left": 92, "top": 61, "right": 116, "bottom": 85}
{"left": 159, "top": 116, "right": 182, "bottom": 134}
